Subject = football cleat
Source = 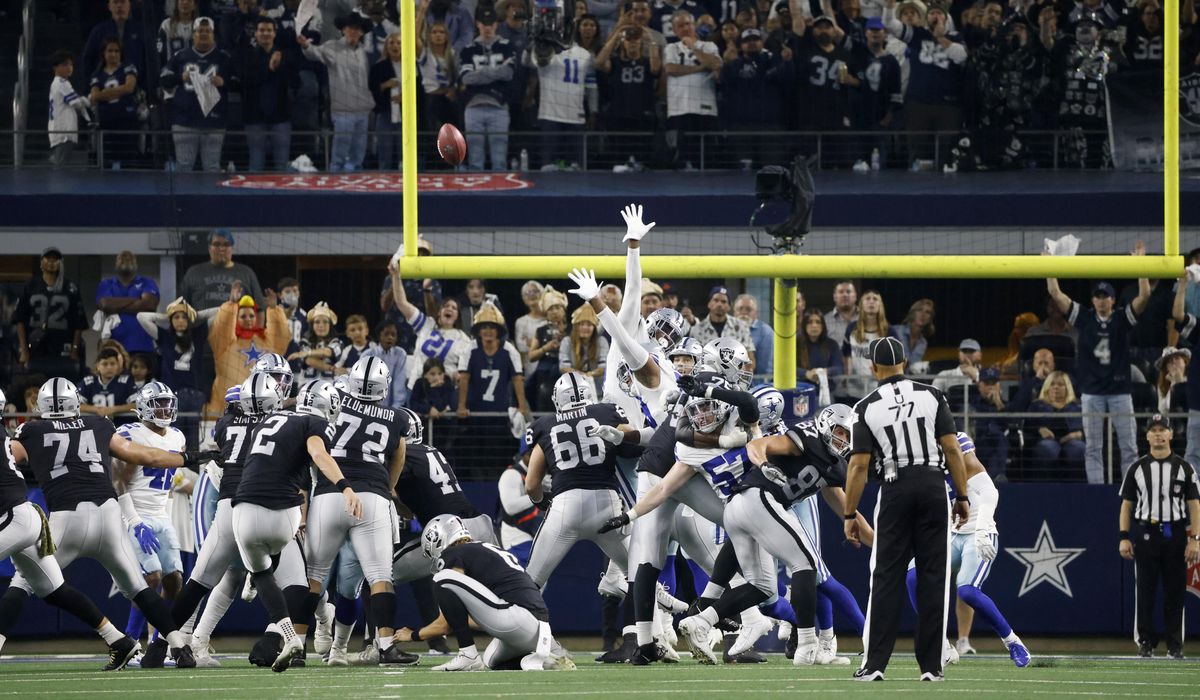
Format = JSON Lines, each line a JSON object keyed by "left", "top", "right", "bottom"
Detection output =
{"left": 943, "top": 639, "right": 960, "bottom": 666}
{"left": 596, "top": 632, "right": 635, "bottom": 663}
{"left": 249, "top": 632, "right": 283, "bottom": 667}
{"left": 792, "top": 639, "right": 817, "bottom": 666}
{"left": 777, "top": 621, "right": 793, "bottom": 642}
{"left": 291, "top": 648, "right": 306, "bottom": 668}
{"left": 326, "top": 647, "right": 349, "bottom": 667}
{"left": 193, "top": 646, "right": 220, "bottom": 668}
{"left": 103, "top": 636, "right": 140, "bottom": 672}
{"left": 678, "top": 615, "right": 717, "bottom": 665}
{"left": 956, "top": 637, "right": 977, "bottom": 656}
{"left": 313, "top": 602, "right": 334, "bottom": 655}
{"left": 271, "top": 636, "right": 304, "bottom": 673}
{"left": 655, "top": 583, "right": 690, "bottom": 615}
{"left": 785, "top": 627, "right": 798, "bottom": 660}
{"left": 816, "top": 634, "right": 850, "bottom": 665}
{"left": 140, "top": 638, "right": 169, "bottom": 669}
{"left": 172, "top": 644, "right": 196, "bottom": 669}
{"left": 520, "top": 653, "right": 549, "bottom": 671}
{"left": 432, "top": 650, "right": 485, "bottom": 672}
{"left": 1137, "top": 641, "right": 1153, "bottom": 658}
{"left": 723, "top": 635, "right": 768, "bottom": 664}
{"left": 379, "top": 644, "right": 421, "bottom": 666}
{"left": 1168, "top": 648, "right": 1184, "bottom": 660}
{"left": 920, "top": 672, "right": 945, "bottom": 682}
{"left": 853, "top": 668, "right": 885, "bottom": 681}
{"left": 1007, "top": 638, "right": 1031, "bottom": 668}
{"left": 352, "top": 644, "right": 380, "bottom": 666}
{"left": 728, "top": 616, "right": 773, "bottom": 657}
{"left": 630, "top": 642, "right": 664, "bottom": 666}
{"left": 427, "top": 636, "right": 452, "bottom": 655}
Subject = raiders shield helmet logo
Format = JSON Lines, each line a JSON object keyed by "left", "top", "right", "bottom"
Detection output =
{"left": 719, "top": 347, "right": 735, "bottom": 363}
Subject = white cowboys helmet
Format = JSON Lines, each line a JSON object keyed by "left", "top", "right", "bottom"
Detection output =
{"left": 646, "top": 308, "right": 686, "bottom": 352}
{"left": 398, "top": 406, "right": 425, "bottom": 445}
{"left": 421, "top": 514, "right": 472, "bottom": 560}
{"left": 346, "top": 356, "right": 391, "bottom": 402}
{"left": 815, "top": 403, "right": 854, "bottom": 458}
{"left": 615, "top": 361, "right": 638, "bottom": 399}
{"left": 703, "top": 338, "right": 753, "bottom": 388}
{"left": 752, "top": 385, "right": 785, "bottom": 433}
{"left": 684, "top": 377, "right": 733, "bottom": 434}
{"left": 240, "top": 373, "right": 282, "bottom": 416}
{"left": 667, "top": 337, "right": 704, "bottom": 376}
{"left": 252, "top": 353, "right": 294, "bottom": 399}
{"left": 136, "top": 381, "right": 178, "bottom": 427}
{"left": 552, "top": 371, "right": 596, "bottom": 412}
{"left": 296, "top": 379, "right": 342, "bottom": 422}
{"left": 37, "top": 378, "right": 81, "bottom": 419}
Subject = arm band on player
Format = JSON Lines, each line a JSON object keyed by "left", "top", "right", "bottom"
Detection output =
{"left": 955, "top": 495, "right": 969, "bottom": 502}
{"left": 844, "top": 513, "right": 856, "bottom": 521}
{"left": 117, "top": 492, "right": 143, "bottom": 527}
{"left": 1119, "top": 530, "right": 1130, "bottom": 540}
{"left": 717, "top": 429, "right": 749, "bottom": 449}
{"left": 626, "top": 509, "right": 640, "bottom": 524}
{"left": 965, "top": 472, "right": 998, "bottom": 531}
{"left": 410, "top": 628, "right": 422, "bottom": 642}
{"left": 335, "top": 479, "right": 351, "bottom": 492}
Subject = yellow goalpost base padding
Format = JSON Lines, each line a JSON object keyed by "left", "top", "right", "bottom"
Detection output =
{"left": 398, "top": 254, "right": 1183, "bottom": 281}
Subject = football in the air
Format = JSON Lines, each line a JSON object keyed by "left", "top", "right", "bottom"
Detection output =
{"left": 437, "top": 123, "right": 466, "bottom": 166}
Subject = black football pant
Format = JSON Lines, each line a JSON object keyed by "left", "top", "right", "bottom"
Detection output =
{"left": 1133, "top": 522, "right": 1187, "bottom": 651}
{"left": 862, "top": 471, "right": 949, "bottom": 676}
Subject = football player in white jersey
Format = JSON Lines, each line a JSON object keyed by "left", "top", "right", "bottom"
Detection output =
{"left": 113, "top": 381, "right": 188, "bottom": 668}
{"left": 905, "top": 433, "right": 1030, "bottom": 668}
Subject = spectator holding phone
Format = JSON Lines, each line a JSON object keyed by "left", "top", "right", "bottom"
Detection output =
{"left": 596, "top": 21, "right": 660, "bottom": 162}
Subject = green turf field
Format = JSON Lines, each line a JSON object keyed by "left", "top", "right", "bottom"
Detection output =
{"left": 2, "top": 654, "right": 1197, "bottom": 699}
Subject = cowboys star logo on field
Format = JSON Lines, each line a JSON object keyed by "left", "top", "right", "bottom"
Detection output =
{"left": 1005, "top": 521, "right": 1085, "bottom": 597}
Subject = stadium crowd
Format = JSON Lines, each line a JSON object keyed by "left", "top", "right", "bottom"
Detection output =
{"left": 44, "top": 0, "right": 1196, "bottom": 171}
{"left": 6, "top": 232, "right": 1200, "bottom": 486}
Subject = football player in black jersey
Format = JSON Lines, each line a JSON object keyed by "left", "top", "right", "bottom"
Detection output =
{"left": 680, "top": 404, "right": 875, "bottom": 666}
{"left": 232, "top": 375, "right": 363, "bottom": 672}
{"left": 304, "top": 357, "right": 418, "bottom": 666}
{"left": 395, "top": 515, "right": 571, "bottom": 672}
{"left": 169, "top": 371, "right": 309, "bottom": 668}
{"left": 523, "top": 372, "right": 637, "bottom": 593}
{"left": 392, "top": 405, "right": 497, "bottom": 584}
{"left": 2, "top": 378, "right": 215, "bottom": 668}
{"left": 0, "top": 389, "right": 144, "bottom": 670}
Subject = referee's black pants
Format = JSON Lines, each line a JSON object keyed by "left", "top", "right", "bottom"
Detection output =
{"left": 863, "top": 470, "right": 950, "bottom": 676}
{"left": 1133, "top": 522, "right": 1187, "bottom": 651}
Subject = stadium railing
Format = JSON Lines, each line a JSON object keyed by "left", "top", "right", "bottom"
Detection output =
{"left": 5, "top": 128, "right": 1111, "bottom": 172}
{"left": 2, "top": 407, "right": 1180, "bottom": 485}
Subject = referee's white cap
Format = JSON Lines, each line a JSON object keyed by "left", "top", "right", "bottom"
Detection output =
{"left": 870, "top": 336, "right": 906, "bottom": 366}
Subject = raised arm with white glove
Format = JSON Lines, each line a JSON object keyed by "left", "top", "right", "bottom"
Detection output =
{"left": 616, "top": 203, "right": 655, "bottom": 334}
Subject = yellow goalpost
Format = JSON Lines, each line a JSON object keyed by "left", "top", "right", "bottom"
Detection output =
{"left": 395, "top": 5, "right": 1183, "bottom": 388}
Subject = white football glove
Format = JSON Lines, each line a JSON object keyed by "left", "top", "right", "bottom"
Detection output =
{"left": 620, "top": 203, "right": 656, "bottom": 242}
{"left": 567, "top": 268, "right": 603, "bottom": 302}
{"left": 589, "top": 424, "right": 625, "bottom": 445}
{"left": 974, "top": 529, "right": 997, "bottom": 562}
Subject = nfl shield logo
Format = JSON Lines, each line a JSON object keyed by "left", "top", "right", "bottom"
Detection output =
{"left": 719, "top": 347, "right": 735, "bottom": 363}
{"left": 793, "top": 393, "right": 810, "bottom": 417}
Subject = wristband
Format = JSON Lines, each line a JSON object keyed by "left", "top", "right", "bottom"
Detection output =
{"left": 844, "top": 513, "right": 856, "bottom": 521}
{"left": 626, "top": 509, "right": 640, "bottom": 524}
{"left": 410, "top": 628, "right": 422, "bottom": 642}
{"left": 1119, "top": 530, "right": 1130, "bottom": 540}
{"left": 336, "top": 479, "right": 351, "bottom": 492}
{"left": 955, "top": 495, "right": 969, "bottom": 503}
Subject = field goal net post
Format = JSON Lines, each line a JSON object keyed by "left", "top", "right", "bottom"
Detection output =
{"left": 394, "top": 4, "right": 1183, "bottom": 391}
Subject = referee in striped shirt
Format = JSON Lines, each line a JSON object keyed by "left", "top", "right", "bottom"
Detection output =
{"left": 1118, "top": 414, "right": 1200, "bottom": 659}
{"left": 843, "top": 337, "right": 970, "bottom": 682}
